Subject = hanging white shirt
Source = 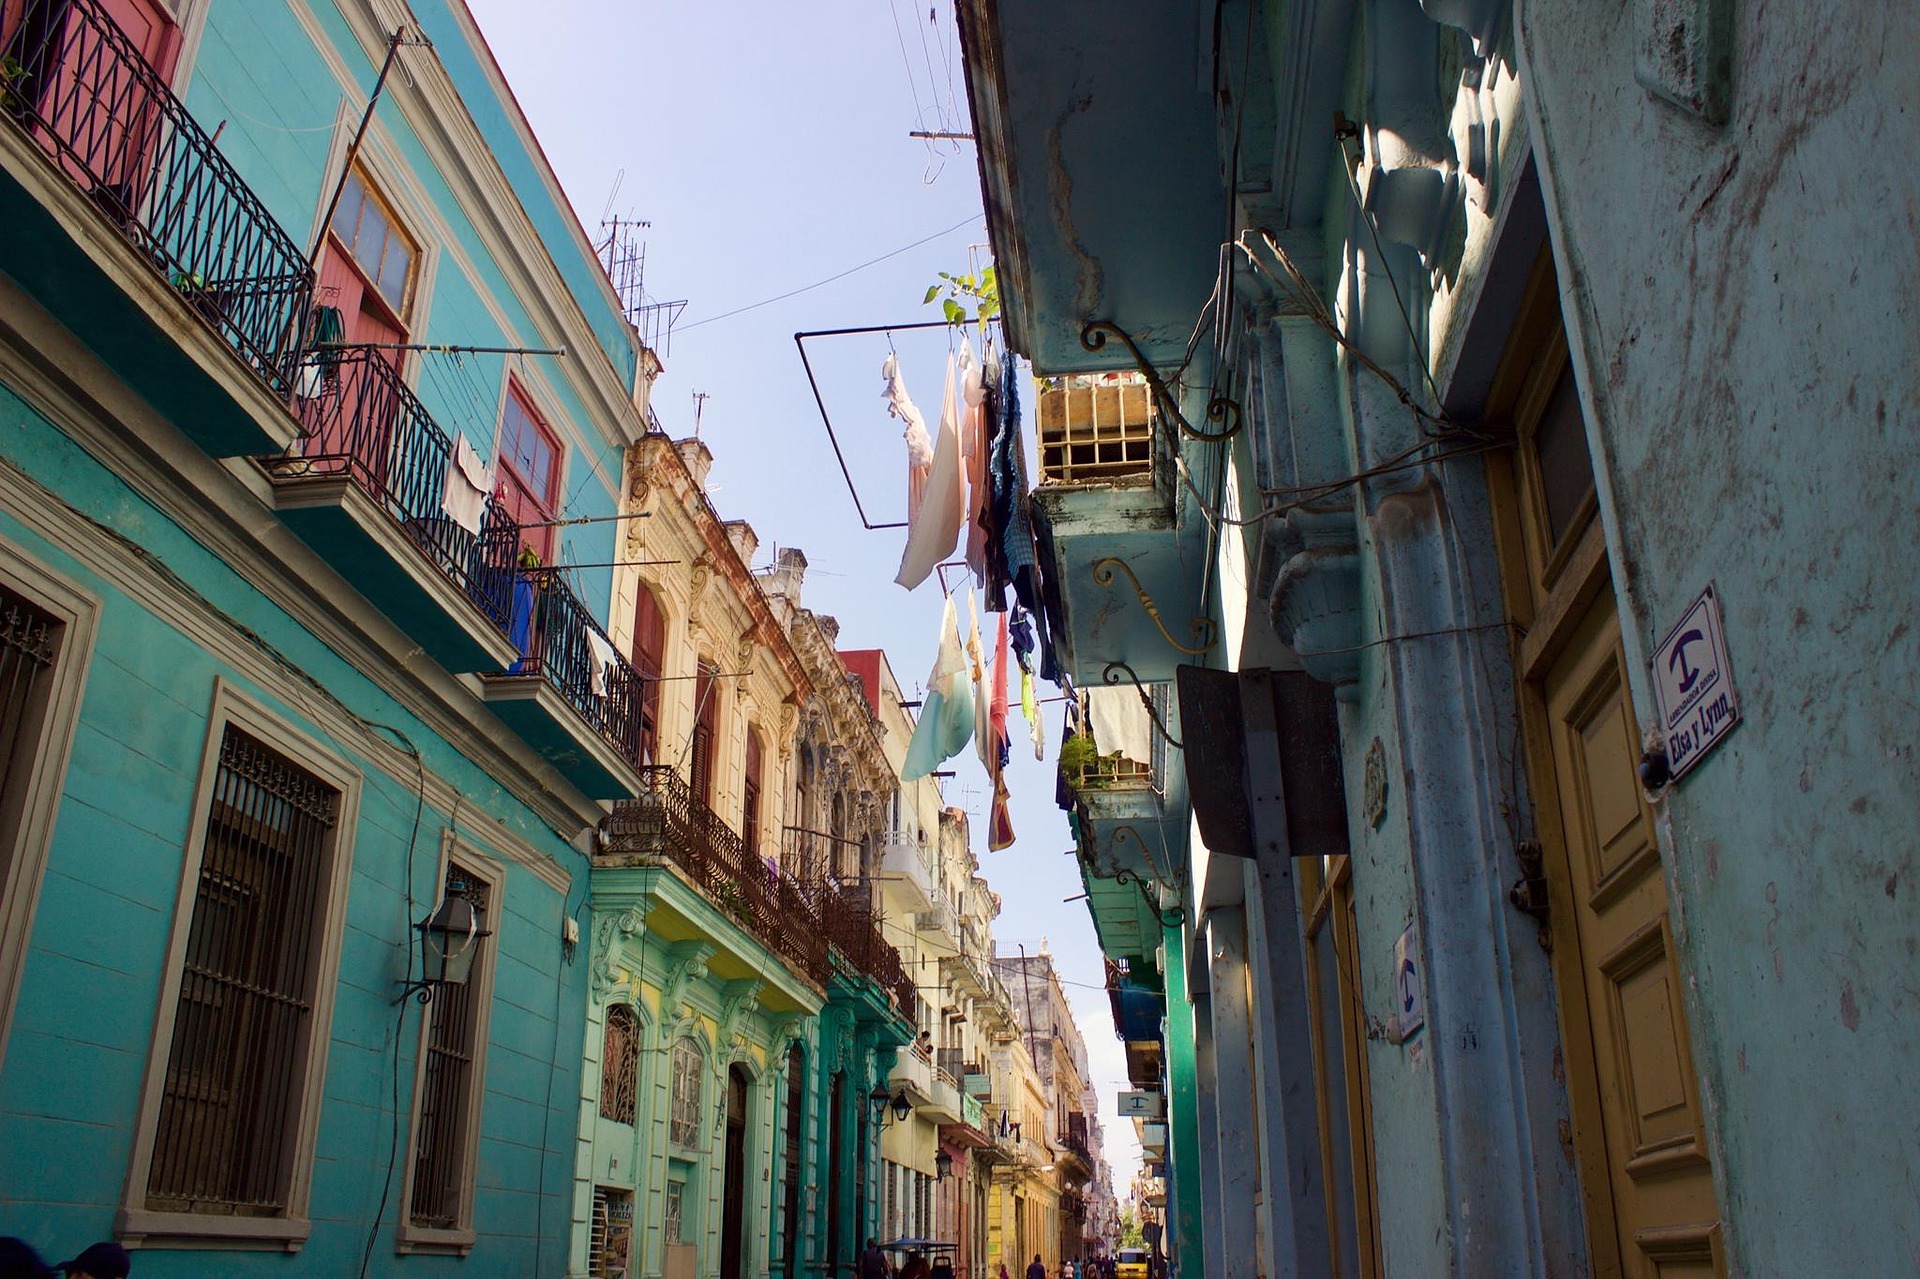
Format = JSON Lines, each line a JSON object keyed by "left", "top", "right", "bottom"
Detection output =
{"left": 442, "top": 434, "right": 495, "bottom": 536}
{"left": 895, "top": 352, "right": 966, "bottom": 589}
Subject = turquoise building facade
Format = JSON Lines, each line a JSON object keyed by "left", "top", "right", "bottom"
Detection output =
{"left": 0, "top": 0, "right": 657, "bottom": 1271}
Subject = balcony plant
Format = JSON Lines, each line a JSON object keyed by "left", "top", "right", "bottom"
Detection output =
{"left": 1059, "top": 734, "right": 1126, "bottom": 793}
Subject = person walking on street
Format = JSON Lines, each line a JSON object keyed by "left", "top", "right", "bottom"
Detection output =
{"left": 861, "top": 1237, "right": 892, "bottom": 1279}
{"left": 1026, "top": 1254, "right": 1047, "bottom": 1279}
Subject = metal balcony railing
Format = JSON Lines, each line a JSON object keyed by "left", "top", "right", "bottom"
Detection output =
{"left": 602, "top": 767, "right": 829, "bottom": 987}
{"left": 508, "top": 566, "right": 650, "bottom": 767}
{"left": 270, "top": 344, "right": 522, "bottom": 626}
{"left": 816, "top": 878, "right": 916, "bottom": 1020}
{"left": 1, "top": 0, "right": 311, "bottom": 393}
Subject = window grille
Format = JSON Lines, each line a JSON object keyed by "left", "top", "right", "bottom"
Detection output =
{"left": 0, "top": 586, "right": 59, "bottom": 828}
{"left": 779, "top": 1043, "right": 804, "bottom": 1279}
{"left": 146, "top": 726, "right": 339, "bottom": 1216}
{"left": 885, "top": 1159, "right": 897, "bottom": 1236}
{"left": 1036, "top": 376, "right": 1155, "bottom": 485}
{"left": 600, "top": 1005, "right": 640, "bottom": 1124}
{"left": 664, "top": 1179, "right": 685, "bottom": 1243}
{"left": 408, "top": 865, "right": 490, "bottom": 1231}
{"left": 669, "top": 1038, "right": 703, "bottom": 1147}
{"left": 589, "top": 1185, "right": 634, "bottom": 1278}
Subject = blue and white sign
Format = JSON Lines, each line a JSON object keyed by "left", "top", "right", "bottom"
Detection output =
{"left": 1392, "top": 922, "right": 1424, "bottom": 1042}
{"left": 1651, "top": 583, "right": 1741, "bottom": 782}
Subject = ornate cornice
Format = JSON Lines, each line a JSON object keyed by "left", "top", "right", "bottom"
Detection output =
{"left": 660, "top": 939, "right": 717, "bottom": 1026}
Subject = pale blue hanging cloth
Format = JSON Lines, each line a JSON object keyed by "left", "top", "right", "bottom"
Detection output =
{"left": 902, "top": 594, "right": 975, "bottom": 780}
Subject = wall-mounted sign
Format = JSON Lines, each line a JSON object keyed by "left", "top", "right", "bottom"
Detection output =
{"left": 1391, "top": 921, "right": 1425, "bottom": 1042}
{"left": 1118, "top": 1090, "right": 1165, "bottom": 1119}
{"left": 1651, "top": 583, "right": 1741, "bottom": 781}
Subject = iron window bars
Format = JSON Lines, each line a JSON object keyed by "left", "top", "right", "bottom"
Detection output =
{"left": 0, "top": 0, "right": 313, "bottom": 395}
{"left": 407, "top": 864, "right": 490, "bottom": 1231}
{"left": 146, "top": 726, "right": 339, "bottom": 1217}
{"left": 599, "top": 1003, "right": 640, "bottom": 1125}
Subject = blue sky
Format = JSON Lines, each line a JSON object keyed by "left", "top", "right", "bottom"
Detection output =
{"left": 462, "top": 0, "right": 1141, "bottom": 1188}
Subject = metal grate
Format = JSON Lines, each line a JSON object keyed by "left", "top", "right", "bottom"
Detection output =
{"left": 778, "top": 1042, "right": 804, "bottom": 1279}
{"left": 147, "top": 726, "right": 338, "bottom": 1216}
{"left": 0, "top": 586, "right": 58, "bottom": 832}
{"left": 588, "top": 1185, "right": 633, "bottom": 1279}
{"left": 669, "top": 1037, "right": 702, "bottom": 1147}
{"left": 407, "top": 866, "right": 489, "bottom": 1231}
{"left": 599, "top": 1004, "right": 639, "bottom": 1125}
{"left": 1036, "top": 376, "right": 1156, "bottom": 485}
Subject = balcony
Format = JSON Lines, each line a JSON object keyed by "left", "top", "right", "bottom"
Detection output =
{"left": 877, "top": 829, "right": 934, "bottom": 913}
{"left": 914, "top": 895, "right": 959, "bottom": 955}
{"left": 480, "top": 567, "right": 650, "bottom": 797}
{"left": 600, "top": 766, "right": 828, "bottom": 988}
{"left": 889, "top": 1043, "right": 935, "bottom": 1107}
{"left": 1105, "top": 957, "right": 1166, "bottom": 1044}
{"left": 263, "top": 345, "right": 521, "bottom": 672}
{"left": 920, "top": 1049, "right": 964, "bottom": 1124}
{"left": 0, "top": 0, "right": 311, "bottom": 455}
{"left": 818, "top": 879, "right": 916, "bottom": 1022}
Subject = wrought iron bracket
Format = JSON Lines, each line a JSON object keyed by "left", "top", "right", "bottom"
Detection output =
{"left": 1080, "top": 319, "right": 1243, "bottom": 443}
{"left": 1102, "top": 660, "right": 1183, "bottom": 749}
{"left": 1092, "top": 558, "right": 1218, "bottom": 656}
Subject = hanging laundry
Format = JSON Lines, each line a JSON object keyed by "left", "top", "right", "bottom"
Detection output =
{"left": 895, "top": 352, "right": 967, "bottom": 589}
{"left": 507, "top": 575, "right": 537, "bottom": 675}
{"left": 1021, "top": 669, "right": 1043, "bottom": 760}
{"left": 585, "top": 628, "right": 618, "bottom": 698}
{"left": 1086, "top": 684, "right": 1154, "bottom": 766}
{"left": 988, "top": 611, "right": 1016, "bottom": 850}
{"left": 967, "top": 589, "right": 992, "bottom": 771}
{"left": 957, "top": 339, "right": 991, "bottom": 579}
{"left": 883, "top": 353, "right": 935, "bottom": 519}
{"left": 902, "top": 595, "right": 974, "bottom": 780}
{"left": 442, "top": 434, "right": 495, "bottom": 536}
{"left": 995, "top": 358, "right": 1042, "bottom": 616}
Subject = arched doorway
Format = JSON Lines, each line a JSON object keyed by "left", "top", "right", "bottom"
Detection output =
{"left": 721, "top": 1065, "right": 750, "bottom": 1279}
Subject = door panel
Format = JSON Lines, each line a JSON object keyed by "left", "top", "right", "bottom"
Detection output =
{"left": 1544, "top": 598, "right": 1720, "bottom": 1278}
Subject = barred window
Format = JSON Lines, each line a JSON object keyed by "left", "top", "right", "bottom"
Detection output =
{"left": 664, "top": 1178, "right": 685, "bottom": 1243}
{"left": 589, "top": 1185, "right": 633, "bottom": 1279}
{"left": 406, "top": 864, "right": 494, "bottom": 1234}
{"left": 146, "top": 726, "right": 340, "bottom": 1217}
{"left": 600, "top": 1005, "right": 640, "bottom": 1124}
{"left": 0, "top": 582, "right": 67, "bottom": 1052}
{"left": 669, "top": 1038, "right": 703, "bottom": 1147}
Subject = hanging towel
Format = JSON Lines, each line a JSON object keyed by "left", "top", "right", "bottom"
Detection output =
{"left": 1086, "top": 684, "right": 1154, "bottom": 767}
{"left": 1021, "top": 669, "right": 1043, "bottom": 760}
{"left": 903, "top": 596, "right": 975, "bottom": 780}
{"left": 968, "top": 590, "right": 992, "bottom": 771}
{"left": 507, "top": 576, "right": 537, "bottom": 674}
{"left": 895, "top": 353, "right": 966, "bottom": 589}
{"left": 958, "top": 339, "right": 990, "bottom": 579}
{"left": 442, "top": 434, "right": 495, "bottom": 536}
{"left": 883, "top": 353, "right": 935, "bottom": 519}
{"left": 585, "top": 628, "right": 618, "bottom": 698}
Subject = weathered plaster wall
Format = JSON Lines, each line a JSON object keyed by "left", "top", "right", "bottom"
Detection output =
{"left": 1518, "top": 1, "right": 1920, "bottom": 1269}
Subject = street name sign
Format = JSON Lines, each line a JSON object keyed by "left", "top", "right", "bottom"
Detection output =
{"left": 1651, "top": 583, "right": 1741, "bottom": 782}
{"left": 1118, "top": 1090, "right": 1165, "bottom": 1119}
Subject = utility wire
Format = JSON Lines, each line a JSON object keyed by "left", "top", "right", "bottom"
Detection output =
{"left": 678, "top": 214, "right": 978, "bottom": 332}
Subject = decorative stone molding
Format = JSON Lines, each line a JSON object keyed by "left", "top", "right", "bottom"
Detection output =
{"left": 660, "top": 940, "right": 717, "bottom": 1025}
{"left": 591, "top": 906, "right": 648, "bottom": 1000}
{"left": 719, "top": 978, "right": 767, "bottom": 1051}
{"left": 1359, "top": 0, "right": 1463, "bottom": 270}
{"left": 1633, "top": 0, "right": 1732, "bottom": 124}
{"left": 1269, "top": 545, "right": 1365, "bottom": 694}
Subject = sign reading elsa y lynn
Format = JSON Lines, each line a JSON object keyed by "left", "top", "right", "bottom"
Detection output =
{"left": 1651, "top": 583, "right": 1741, "bottom": 781}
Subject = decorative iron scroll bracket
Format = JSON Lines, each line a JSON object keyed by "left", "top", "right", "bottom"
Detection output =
{"left": 1092, "top": 557, "right": 1218, "bottom": 656}
{"left": 1074, "top": 839, "right": 1185, "bottom": 931}
{"left": 1080, "top": 319, "right": 1243, "bottom": 443}
{"left": 1102, "top": 660, "right": 1183, "bottom": 750}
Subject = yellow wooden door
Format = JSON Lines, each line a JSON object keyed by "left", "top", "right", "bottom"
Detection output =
{"left": 1543, "top": 597, "right": 1723, "bottom": 1278}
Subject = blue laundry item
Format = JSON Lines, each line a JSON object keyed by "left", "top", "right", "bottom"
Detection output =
{"left": 507, "top": 576, "right": 536, "bottom": 673}
{"left": 903, "top": 595, "right": 975, "bottom": 780}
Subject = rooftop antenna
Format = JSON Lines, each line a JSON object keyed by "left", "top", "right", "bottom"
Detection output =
{"left": 692, "top": 391, "right": 711, "bottom": 438}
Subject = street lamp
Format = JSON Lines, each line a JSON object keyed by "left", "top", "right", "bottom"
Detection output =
{"left": 395, "top": 877, "right": 491, "bottom": 1004}
{"left": 935, "top": 1149, "right": 953, "bottom": 1180}
{"left": 869, "top": 1084, "right": 912, "bottom": 1127}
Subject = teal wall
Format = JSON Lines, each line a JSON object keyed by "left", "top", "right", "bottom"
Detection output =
{"left": 1160, "top": 926, "right": 1202, "bottom": 1279}
{"left": 0, "top": 384, "right": 588, "bottom": 1272}
{"left": 182, "top": 0, "right": 628, "bottom": 614}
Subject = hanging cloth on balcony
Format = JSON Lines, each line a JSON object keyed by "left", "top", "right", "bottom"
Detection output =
{"left": 1086, "top": 685, "right": 1153, "bottom": 768}
{"left": 507, "top": 575, "right": 537, "bottom": 675}
{"left": 895, "top": 352, "right": 966, "bottom": 589}
{"left": 902, "top": 594, "right": 974, "bottom": 780}
{"left": 442, "top": 434, "right": 495, "bottom": 536}
{"left": 585, "top": 628, "right": 618, "bottom": 698}
{"left": 883, "top": 353, "right": 934, "bottom": 519}
{"left": 958, "top": 339, "right": 991, "bottom": 580}
{"left": 967, "top": 589, "right": 992, "bottom": 771}
{"left": 988, "top": 612, "right": 1016, "bottom": 850}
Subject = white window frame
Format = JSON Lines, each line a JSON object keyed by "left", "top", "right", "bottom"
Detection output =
{"left": 0, "top": 544, "right": 98, "bottom": 1070}
{"left": 396, "top": 833, "right": 504, "bottom": 1255}
{"left": 669, "top": 1037, "right": 704, "bottom": 1149}
{"left": 117, "top": 680, "right": 361, "bottom": 1250}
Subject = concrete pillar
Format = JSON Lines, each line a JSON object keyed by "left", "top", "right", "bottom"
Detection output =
{"left": 1190, "top": 991, "right": 1224, "bottom": 1278}
{"left": 1205, "top": 910, "right": 1263, "bottom": 1275}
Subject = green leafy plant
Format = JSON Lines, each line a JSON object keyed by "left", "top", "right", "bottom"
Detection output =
{"left": 923, "top": 264, "right": 999, "bottom": 325}
{"left": 1059, "top": 735, "right": 1126, "bottom": 793}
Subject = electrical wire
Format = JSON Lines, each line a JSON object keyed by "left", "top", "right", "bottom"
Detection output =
{"left": 677, "top": 214, "right": 979, "bottom": 332}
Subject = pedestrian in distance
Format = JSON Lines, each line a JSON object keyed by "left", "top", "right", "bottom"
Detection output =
{"left": 1026, "top": 1254, "right": 1047, "bottom": 1279}
{"left": 861, "top": 1237, "right": 892, "bottom": 1279}
{"left": 997, "top": 1262, "right": 1011, "bottom": 1279}
{"left": 52, "top": 1245, "right": 128, "bottom": 1279}
{"left": 0, "top": 1238, "right": 54, "bottom": 1279}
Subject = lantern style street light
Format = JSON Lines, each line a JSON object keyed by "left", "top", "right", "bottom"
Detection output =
{"left": 935, "top": 1149, "right": 953, "bottom": 1180}
{"left": 869, "top": 1083, "right": 912, "bottom": 1127}
{"left": 396, "top": 877, "right": 492, "bottom": 1004}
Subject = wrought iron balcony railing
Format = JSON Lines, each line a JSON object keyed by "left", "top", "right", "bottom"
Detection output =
{"left": 602, "top": 766, "right": 829, "bottom": 987}
{"left": 507, "top": 566, "right": 650, "bottom": 768}
{"left": 817, "top": 878, "right": 916, "bottom": 1019}
{"left": 1, "top": 0, "right": 311, "bottom": 393}
{"left": 268, "top": 343, "right": 520, "bottom": 626}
